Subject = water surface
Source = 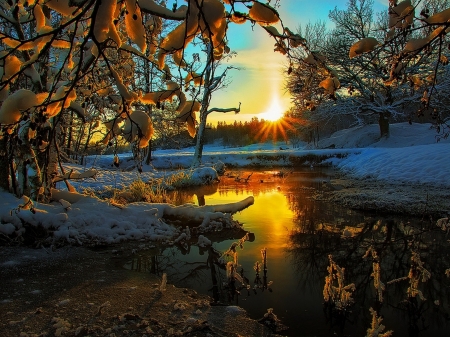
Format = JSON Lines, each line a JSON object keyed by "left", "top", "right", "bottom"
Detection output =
{"left": 127, "top": 168, "right": 450, "bottom": 336}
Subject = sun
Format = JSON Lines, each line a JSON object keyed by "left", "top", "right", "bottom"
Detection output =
{"left": 251, "top": 95, "right": 308, "bottom": 143}
{"left": 259, "top": 97, "right": 285, "bottom": 122}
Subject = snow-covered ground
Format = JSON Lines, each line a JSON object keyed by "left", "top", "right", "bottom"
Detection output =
{"left": 0, "top": 122, "right": 449, "bottom": 246}
{"left": 84, "top": 122, "right": 450, "bottom": 187}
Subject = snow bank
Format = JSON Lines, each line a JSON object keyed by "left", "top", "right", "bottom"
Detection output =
{"left": 335, "top": 143, "right": 450, "bottom": 185}
{"left": 314, "top": 123, "right": 448, "bottom": 149}
{"left": 0, "top": 190, "right": 249, "bottom": 246}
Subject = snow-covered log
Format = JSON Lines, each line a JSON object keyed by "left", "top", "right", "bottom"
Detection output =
{"left": 53, "top": 169, "right": 98, "bottom": 183}
{"left": 150, "top": 196, "right": 254, "bottom": 229}
{"left": 0, "top": 190, "right": 254, "bottom": 246}
{"left": 156, "top": 196, "right": 254, "bottom": 218}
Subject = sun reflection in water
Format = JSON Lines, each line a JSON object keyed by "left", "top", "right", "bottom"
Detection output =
{"left": 233, "top": 189, "right": 295, "bottom": 258}
{"left": 197, "top": 184, "right": 295, "bottom": 262}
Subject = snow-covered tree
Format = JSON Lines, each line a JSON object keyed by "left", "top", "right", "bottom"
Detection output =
{"left": 287, "top": 0, "right": 450, "bottom": 139}
{"left": 0, "top": 0, "right": 305, "bottom": 201}
{"left": 188, "top": 43, "right": 241, "bottom": 167}
{"left": 4, "top": 0, "right": 449, "bottom": 200}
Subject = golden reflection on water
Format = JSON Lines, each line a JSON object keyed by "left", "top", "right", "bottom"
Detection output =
{"left": 169, "top": 172, "right": 297, "bottom": 262}
{"left": 233, "top": 189, "right": 295, "bottom": 254}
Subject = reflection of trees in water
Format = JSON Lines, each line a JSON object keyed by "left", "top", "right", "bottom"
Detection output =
{"left": 124, "top": 232, "right": 268, "bottom": 306}
{"left": 125, "top": 234, "right": 272, "bottom": 305}
{"left": 168, "top": 184, "right": 219, "bottom": 206}
{"left": 285, "top": 185, "right": 366, "bottom": 293}
{"left": 127, "top": 252, "right": 159, "bottom": 274}
{"left": 125, "top": 245, "right": 217, "bottom": 298}
{"left": 286, "top": 187, "right": 450, "bottom": 336}
{"left": 129, "top": 169, "right": 450, "bottom": 335}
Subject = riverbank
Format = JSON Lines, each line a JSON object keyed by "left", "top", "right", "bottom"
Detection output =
{"left": 84, "top": 122, "right": 450, "bottom": 217}
{"left": 2, "top": 122, "right": 450, "bottom": 336}
{"left": 0, "top": 243, "right": 282, "bottom": 337}
{"left": 314, "top": 175, "right": 450, "bottom": 218}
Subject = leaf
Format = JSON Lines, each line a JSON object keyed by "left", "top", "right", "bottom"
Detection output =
{"left": 230, "top": 12, "right": 247, "bottom": 24}
{"left": 33, "top": 4, "right": 46, "bottom": 31}
{"left": 93, "top": 0, "right": 119, "bottom": 45}
{"left": 186, "top": 115, "right": 196, "bottom": 138}
{"left": 304, "top": 53, "right": 317, "bottom": 65}
{"left": 403, "top": 27, "right": 445, "bottom": 53}
{"left": 176, "top": 101, "right": 201, "bottom": 138}
{"left": 319, "top": 77, "right": 340, "bottom": 95}
{"left": 45, "top": 0, "right": 78, "bottom": 16}
{"left": 389, "top": 0, "right": 412, "bottom": 28}
{"left": 0, "top": 89, "right": 38, "bottom": 125}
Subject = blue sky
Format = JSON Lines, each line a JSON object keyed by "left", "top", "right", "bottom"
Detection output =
{"left": 167, "top": 0, "right": 389, "bottom": 124}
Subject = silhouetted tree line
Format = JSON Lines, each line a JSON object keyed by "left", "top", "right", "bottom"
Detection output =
{"left": 201, "top": 117, "right": 288, "bottom": 147}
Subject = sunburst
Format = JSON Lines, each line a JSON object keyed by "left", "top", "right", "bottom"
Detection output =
{"left": 259, "top": 97, "right": 285, "bottom": 122}
{"left": 255, "top": 97, "right": 302, "bottom": 142}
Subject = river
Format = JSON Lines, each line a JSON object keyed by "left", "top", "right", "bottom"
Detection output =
{"left": 123, "top": 168, "right": 450, "bottom": 336}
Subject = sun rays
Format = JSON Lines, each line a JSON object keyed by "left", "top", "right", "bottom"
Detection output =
{"left": 253, "top": 116, "right": 294, "bottom": 143}
{"left": 254, "top": 96, "right": 304, "bottom": 143}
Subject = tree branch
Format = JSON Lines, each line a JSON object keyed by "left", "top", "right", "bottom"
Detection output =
{"left": 207, "top": 102, "right": 241, "bottom": 115}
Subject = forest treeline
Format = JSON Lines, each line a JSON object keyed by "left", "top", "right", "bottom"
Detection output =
{"left": 153, "top": 117, "right": 292, "bottom": 150}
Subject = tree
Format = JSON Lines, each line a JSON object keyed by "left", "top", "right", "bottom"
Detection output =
{"left": 0, "top": 0, "right": 306, "bottom": 201}
{"left": 0, "top": 0, "right": 450, "bottom": 201}
{"left": 287, "top": 0, "right": 450, "bottom": 139}
{"left": 189, "top": 43, "right": 241, "bottom": 167}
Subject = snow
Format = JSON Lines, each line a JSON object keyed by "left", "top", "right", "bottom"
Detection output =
{"left": 0, "top": 89, "right": 38, "bottom": 124}
{"left": 197, "top": 234, "right": 211, "bottom": 247}
{"left": 248, "top": 2, "right": 280, "bottom": 26}
{"left": 124, "top": 0, "right": 147, "bottom": 53}
{"left": 333, "top": 144, "right": 450, "bottom": 185}
{"left": 0, "top": 122, "right": 449, "bottom": 246}
{"left": 225, "top": 305, "right": 246, "bottom": 315}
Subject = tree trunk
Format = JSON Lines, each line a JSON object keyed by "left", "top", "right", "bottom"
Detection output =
{"left": 74, "top": 123, "right": 85, "bottom": 162}
{"left": 0, "top": 136, "right": 10, "bottom": 192}
{"left": 144, "top": 44, "right": 154, "bottom": 165}
{"left": 378, "top": 111, "right": 390, "bottom": 138}
{"left": 66, "top": 111, "right": 73, "bottom": 158}
{"left": 42, "top": 121, "right": 62, "bottom": 202}
{"left": 145, "top": 138, "right": 152, "bottom": 165}
{"left": 17, "top": 137, "right": 42, "bottom": 200}
{"left": 192, "top": 45, "right": 213, "bottom": 167}
{"left": 81, "top": 122, "right": 94, "bottom": 165}
{"left": 192, "top": 110, "right": 208, "bottom": 167}
{"left": 145, "top": 106, "right": 153, "bottom": 165}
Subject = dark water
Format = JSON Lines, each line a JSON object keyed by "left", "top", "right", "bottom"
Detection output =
{"left": 125, "top": 168, "right": 450, "bottom": 337}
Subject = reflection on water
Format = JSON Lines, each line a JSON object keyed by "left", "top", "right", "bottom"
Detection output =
{"left": 125, "top": 168, "right": 450, "bottom": 337}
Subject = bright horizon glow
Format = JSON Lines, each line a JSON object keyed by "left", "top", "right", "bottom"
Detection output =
{"left": 259, "top": 96, "right": 286, "bottom": 122}
{"left": 163, "top": 0, "right": 389, "bottom": 126}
